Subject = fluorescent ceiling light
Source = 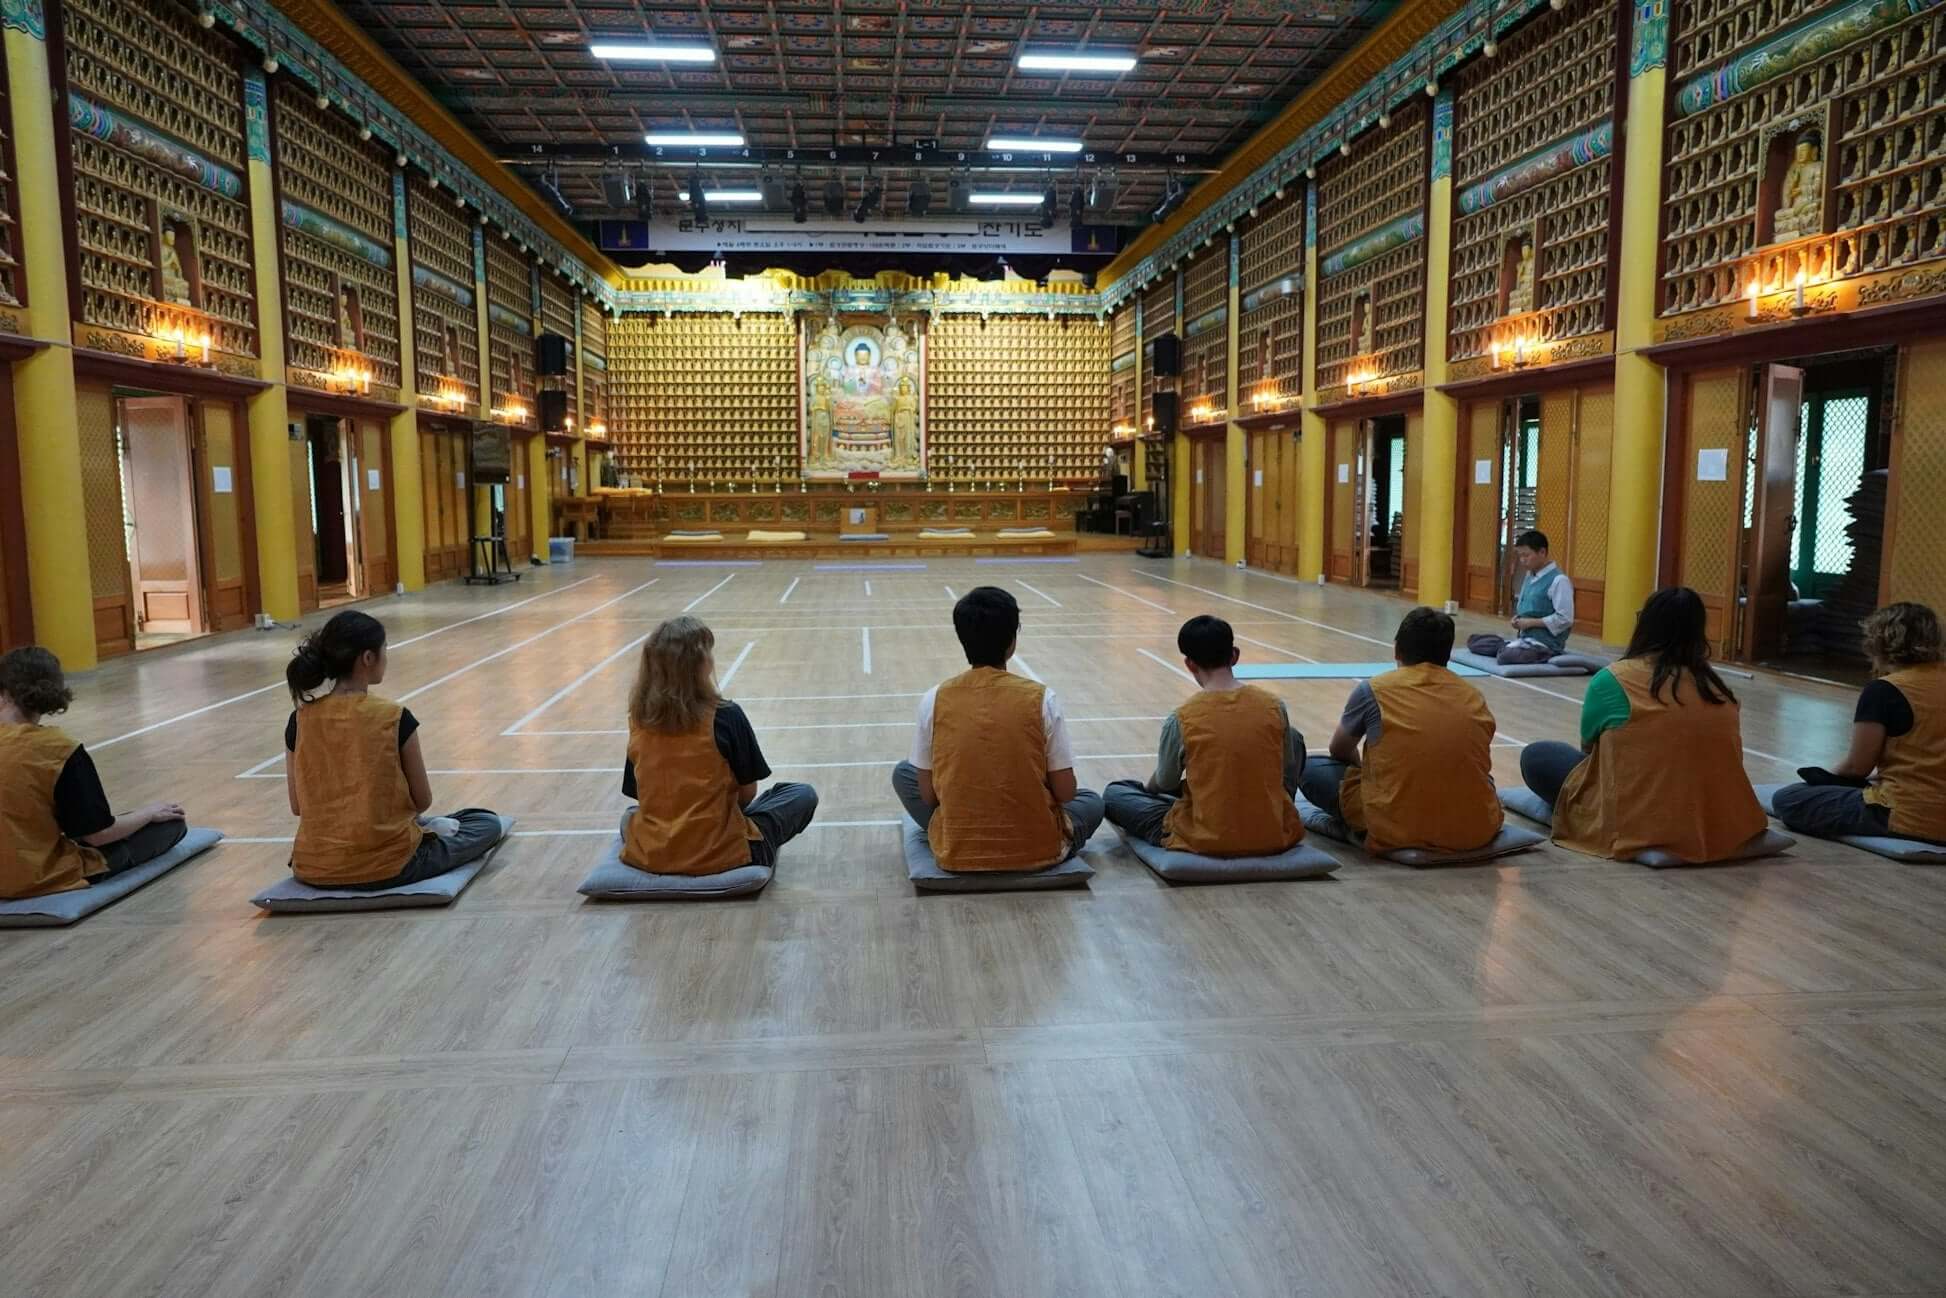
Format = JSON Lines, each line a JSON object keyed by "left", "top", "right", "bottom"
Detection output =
{"left": 644, "top": 132, "right": 745, "bottom": 147}
{"left": 1018, "top": 51, "right": 1138, "bottom": 73}
{"left": 970, "top": 192, "right": 1045, "bottom": 206}
{"left": 677, "top": 190, "right": 762, "bottom": 202}
{"left": 986, "top": 136, "right": 1084, "bottom": 153}
{"left": 590, "top": 43, "right": 716, "bottom": 63}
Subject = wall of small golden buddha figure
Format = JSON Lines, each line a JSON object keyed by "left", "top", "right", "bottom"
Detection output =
{"left": 538, "top": 271, "right": 575, "bottom": 427}
{"left": 1140, "top": 279, "right": 1175, "bottom": 429}
{"left": 483, "top": 236, "right": 534, "bottom": 421}
{"left": 581, "top": 298, "right": 609, "bottom": 432}
{"left": 1314, "top": 99, "right": 1428, "bottom": 394}
{"left": 1448, "top": 0, "right": 1614, "bottom": 366}
{"left": 608, "top": 312, "right": 796, "bottom": 483}
{"left": 0, "top": 52, "right": 23, "bottom": 309}
{"left": 1237, "top": 188, "right": 1305, "bottom": 411}
{"left": 1662, "top": 0, "right": 1946, "bottom": 321}
{"left": 64, "top": 0, "right": 257, "bottom": 357}
{"left": 1179, "top": 245, "right": 1229, "bottom": 422}
{"left": 406, "top": 174, "right": 479, "bottom": 409}
{"left": 272, "top": 83, "right": 401, "bottom": 391}
{"left": 1109, "top": 302, "right": 1136, "bottom": 435}
{"left": 928, "top": 315, "right": 1110, "bottom": 485}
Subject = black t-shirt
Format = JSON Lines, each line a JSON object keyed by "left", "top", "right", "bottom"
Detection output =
{"left": 53, "top": 746, "right": 115, "bottom": 841}
{"left": 1855, "top": 680, "right": 1915, "bottom": 738}
{"left": 621, "top": 700, "right": 770, "bottom": 798}
{"left": 285, "top": 707, "right": 421, "bottom": 752}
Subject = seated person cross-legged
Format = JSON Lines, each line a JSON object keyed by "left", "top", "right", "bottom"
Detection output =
{"left": 284, "top": 611, "right": 505, "bottom": 890}
{"left": 1467, "top": 529, "right": 1574, "bottom": 666}
{"left": 1301, "top": 607, "right": 1505, "bottom": 855}
{"left": 1104, "top": 615, "right": 1305, "bottom": 857}
{"left": 892, "top": 586, "right": 1104, "bottom": 872}
{"left": 1772, "top": 602, "right": 1946, "bottom": 844}
{"left": 618, "top": 616, "right": 818, "bottom": 875}
{"left": 0, "top": 646, "right": 189, "bottom": 900}
{"left": 1519, "top": 587, "right": 1768, "bottom": 863}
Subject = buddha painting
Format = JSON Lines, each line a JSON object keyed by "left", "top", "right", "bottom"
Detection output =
{"left": 158, "top": 221, "right": 195, "bottom": 307}
{"left": 1772, "top": 134, "right": 1823, "bottom": 241}
{"left": 1505, "top": 237, "right": 1536, "bottom": 314}
{"left": 808, "top": 376, "right": 834, "bottom": 461}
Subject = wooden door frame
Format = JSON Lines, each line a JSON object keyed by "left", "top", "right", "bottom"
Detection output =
{"left": 120, "top": 394, "right": 206, "bottom": 637}
{"left": 1742, "top": 363, "right": 1805, "bottom": 660}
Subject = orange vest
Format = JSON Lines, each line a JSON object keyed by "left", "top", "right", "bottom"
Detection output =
{"left": 622, "top": 706, "right": 761, "bottom": 875}
{"left": 1864, "top": 662, "right": 1946, "bottom": 841}
{"left": 1342, "top": 664, "right": 1503, "bottom": 855}
{"left": 0, "top": 723, "right": 106, "bottom": 899}
{"left": 290, "top": 694, "right": 424, "bottom": 886}
{"left": 929, "top": 667, "right": 1068, "bottom": 871}
{"left": 1553, "top": 658, "right": 1766, "bottom": 863}
{"left": 1162, "top": 686, "right": 1303, "bottom": 856}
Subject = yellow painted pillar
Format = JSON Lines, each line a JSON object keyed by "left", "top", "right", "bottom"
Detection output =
{"left": 469, "top": 224, "right": 493, "bottom": 538}
{"left": 241, "top": 67, "right": 299, "bottom": 621}
{"left": 1418, "top": 89, "right": 1460, "bottom": 609}
{"left": 527, "top": 434, "right": 550, "bottom": 556}
{"left": 1606, "top": 14, "right": 1672, "bottom": 643}
{"left": 1169, "top": 270, "right": 1190, "bottom": 554}
{"left": 1131, "top": 297, "right": 1146, "bottom": 491}
{"left": 1299, "top": 181, "right": 1328, "bottom": 583}
{"left": 570, "top": 306, "right": 588, "bottom": 496}
{"left": 386, "top": 172, "right": 425, "bottom": 590}
{"left": 4, "top": 16, "right": 93, "bottom": 664}
{"left": 1223, "top": 231, "right": 1246, "bottom": 565}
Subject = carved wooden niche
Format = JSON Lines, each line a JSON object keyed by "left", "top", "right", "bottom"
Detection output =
{"left": 1760, "top": 113, "right": 1829, "bottom": 248}
{"left": 1350, "top": 290, "right": 1374, "bottom": 355}
{"left": 154, "top": 209, "right": 203, "bottom": 309}
{"left": 336, "top": 277, "right": 365, "bottom": 351}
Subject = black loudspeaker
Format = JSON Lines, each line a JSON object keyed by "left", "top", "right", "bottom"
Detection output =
{"left": 539, "top": 388, "right": 568, "bottom": 433}
{"left": 535, "top": 332, "right": 570, "bottom": 376}
{"left": 1151, "top": 332, "right": 1181, "bottom": 377}
{"left": 1152, "top": 391, "right": 1179, "bottom": 435}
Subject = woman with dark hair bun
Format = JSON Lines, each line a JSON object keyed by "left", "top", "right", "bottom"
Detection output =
{"left": 1519, "top": 586, "right": 1768, "bottom": 863}
{"left": 283, "top": 610, "right": 503, "bottom": 889}
{"left": 0, "top": 646, "right": 187, "bottom": 899}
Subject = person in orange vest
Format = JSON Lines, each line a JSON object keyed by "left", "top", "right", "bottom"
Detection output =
{"left": 1518, "top": 586, "right": 1767, "bottom": 863}
{"left": 1773, "top": 602, "right": 1946, "bottom": 843}
{"left": 1299, "top": 607, "right": 1504, "bottom": 855}
{"left": 0, "top": 646, "right": 188, "bottom": 900}
{"left": 619, "top": 615, "right": 818, "bottom": 875}
{"left": 284, "top": 611, "right": 505, "bottom": 889}
{"left": 1103, "top": 615, "right": 1305, "bottom": 856}
{"left": 891, "top": 586, "right": 1104, "bottom": 871}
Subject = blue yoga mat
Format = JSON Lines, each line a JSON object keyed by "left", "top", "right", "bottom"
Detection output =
{"left": 1235, "top": 661, "right": 1485, "bottom": 680}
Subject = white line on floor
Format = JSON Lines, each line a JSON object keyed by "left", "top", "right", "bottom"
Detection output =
{"left": 1233, "top": 633, "right": 1322, "bottom": 664}
{"left": 717, "top": 639, "right": 756, "bottom": 689}
{"left": 682, "top": 572, "right": 738, "bottom": 613}
{"left": 1135, "top": 571, "right": 1391, "bottom": 648}
{"left": 865, "top": 580, "right": 873, "bottom": 597}
{"left": 861, "top": 626, "right": 873, "bottom": 674}
{"left": 943, "top": 585, "right": 957, "bottom": 600}
{"left": 510, "top": 714, "right": 1164, "bottom": 737}
{"left": 779, "top": 576, "right": 799, "bottom": 604}
{"left": 1017, "top": 580, "right": 1062, "bottom": 608}
{"left": 1136, "top": 647, "right": 1196, "bottom": 683}
{"left": 501, "top": 636, "right": 654, "bottom": 736}
{"left": 93, "top": 577, "right": 602, "bottom": 751}
{"left": 1077, "top": 573, "right": 1175, "bottom": 613}
{"left": 1011, "top": 655, "right": 1043, "bottom": 682}
{"left": 736, "top": 690, "right": 926, "bottom": 702}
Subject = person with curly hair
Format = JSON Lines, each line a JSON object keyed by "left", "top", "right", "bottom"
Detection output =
{"left": 0, "top": 646, "right": 188, "bottom": 899}
{"left": 1772, "top": 602, "right": 1946, "bottom": 844}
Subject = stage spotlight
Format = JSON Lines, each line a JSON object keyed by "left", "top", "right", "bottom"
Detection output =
{"left": 1069, "top": 186, "right": 1084, "bottom": 226}
{"left": 688, "top": 167, "right": 707, "bottom": 223}
{"left": 907, "top": 178, "right": 932, "bottom": 217}
{"left": 1041, "top": 183, "right": 1057, "bottom": 229}
{"left": 600, "top": 170, "right": 634, "bottom": 209}
{"left": 854, "top": 177, "right": 883, "bottom": 223}
{"left": 1151, "top": 174, "right": 1186, "bottom": 223}
{"left": 541, "top": 166, "right": 573, "bottom": 216}
{"left": 790, "top": 180, "right": 808, "bottom": 223}
{"left": 948, "top": 175, "right": 970, "bottom": 212}
{"left": 824, "top": 176, "right": 846, "bottom": 218}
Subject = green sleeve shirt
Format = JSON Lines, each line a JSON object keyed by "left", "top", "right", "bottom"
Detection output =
{"left": 1579, "top": 668, "right": 1631, "bottom": 749}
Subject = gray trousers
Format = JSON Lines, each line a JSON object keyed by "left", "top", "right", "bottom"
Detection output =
{"left": 95, "top": 818, "right": 188, "bottom": 878}
{"left": 1296, "top": 759, "right": 1352, "bottom": 820}
{"left": 1466, "top": 634, "right": 1555, "bottom": 666}
{"left": 337, "top": 808, "right": 506, "bottom": 890}
{"left": 892, "top": 760, "right": 1103, "bottom": 858}
{"left": 621, "top": 781, "right": 819, "bottom": 870}
{"left": 1103, "top": 779, "right": 1173, "bottom": 845}
{"left": 1519, "top": 741, "right": 1586, "bottom": 806}
{"left": 1770, "top": 783, "right": 1896, "bottom": 840}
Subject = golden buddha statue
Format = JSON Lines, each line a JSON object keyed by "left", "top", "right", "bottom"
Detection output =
{"left": 1506, "top": 238, "right": 1536, "bottom": 314}
{"left": 893, "top": 375, "right": 918, "bottom": 465}
{"left": 159, "top": 225, "right": 192, "bottom": 306}
{"left": 1772, "top": 136, "right": 1823, "bottom": 241}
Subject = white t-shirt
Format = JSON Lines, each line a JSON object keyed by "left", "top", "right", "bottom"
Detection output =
{"left": 909, "top": 680, "right": 1075, "bottom": 772}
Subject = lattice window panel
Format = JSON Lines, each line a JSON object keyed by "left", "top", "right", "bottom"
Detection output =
{"left": 484, "top": 236, "right": 534, "bottom": 420}
{"left": 407, "top": 173, "right": 478, "bottom": 408}
{"left": 1110, "top": 302, "right": 1136, "bottom": 434}
{"left": 1663, "top": 0, "right": 1946, "bottom": 316}
{"left": 65, "top": 0, "right": 255, "bottom": 355}
{"left": 1238, "top": 189, "right": 1305, "bottom": 406}
{"left": 1672, "top": 0, "right": 1834, "bottom": 79}
{"left": 1180, "top": 248, "right": 1228, "bottom": 418}
{"left": 1140, "top": 280, "right": 1176, "bottom": 429}
{"left": 0, "top": 52, "right": 22, "bottom": 307}
{"left": 1449, "top": 0, "right": 1615, "bottom": 361}
{"left": 1316, "top": 100, "right": 1427, "bottom": 391}
{"left": 582, "top": 298, "right": 609, "bottom": 432}
{"left": 272, "top": 84, "right": 400, "bottom": 389}
{"left": 929, "top": 315, "right": 1110, "bottom": 485}
{"left": 608, "top": 312, "right": 796, "bottom": 482}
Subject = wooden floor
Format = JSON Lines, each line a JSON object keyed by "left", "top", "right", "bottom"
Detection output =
{"left": 5, "top": 555, "right": 1944, "bottom": 1298}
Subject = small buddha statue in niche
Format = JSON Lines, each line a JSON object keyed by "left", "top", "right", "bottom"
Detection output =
{"left": 1506, "top": 239, "right": 1536, "bottom": 314}
{"left": 1353, "top": 292, "right": 1375, "bottom": 355}
{"left": 338, "top": 285, "right": 361, "bottom": 350}
{"left": 1773, "top": 136, "right": 1823, "bottom": 241}
{"left": 159, "top": 223, "right": 193, "bottom": 306}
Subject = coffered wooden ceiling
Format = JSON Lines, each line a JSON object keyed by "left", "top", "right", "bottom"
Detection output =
{"left": 338, "top": 0, "right": 1397, "bottom": 225}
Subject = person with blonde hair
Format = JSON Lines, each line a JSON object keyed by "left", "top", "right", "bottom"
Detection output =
{"left": 619, "top": 616, "right": 817, "bottom": 875}
{"left": 1772, "top": 602, "right": 1946, "bottom": 843}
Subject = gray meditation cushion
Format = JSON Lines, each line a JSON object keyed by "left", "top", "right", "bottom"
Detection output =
{"left": 1752, "top": 783, "right": 1946, "bottom": 864}
{"left": 1114, "top": 827, "right": 1338, "bottom": 883}
{"left": 1497, "top": 788, "right": 1793, "bottom": 866}
{"left": 0, "top": 827, "right": 224, "bottom": 928}
{"left": 1296, "top": 796, "right": 1543, "bottom": 865}
{"left": 1448, "top": 648, "right": 1611, "bottom": 678}
{"left": 901, "top": 815, "right": 1093, "bottom": 891}
{"left": 578, "top": 835, "right": 773, "bottom": 900}
{"left": 249, "top": 815, "right": 515, "bottom": 913}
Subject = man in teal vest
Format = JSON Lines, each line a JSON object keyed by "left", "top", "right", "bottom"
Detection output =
{"left": 1466, "top": 530, "right": 1575, "bottom": 665}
